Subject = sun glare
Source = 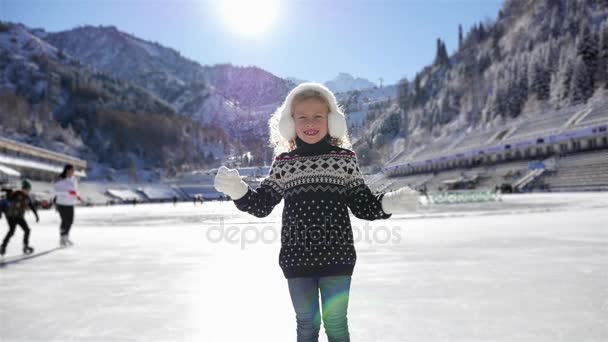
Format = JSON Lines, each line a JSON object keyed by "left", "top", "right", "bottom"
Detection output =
{"left": 219, "top": 0, "right": 280, "bottom": 37}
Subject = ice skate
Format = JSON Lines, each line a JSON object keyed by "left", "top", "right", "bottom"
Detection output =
{"left": 60, "top": 235, "right": 69, "bottom": 248}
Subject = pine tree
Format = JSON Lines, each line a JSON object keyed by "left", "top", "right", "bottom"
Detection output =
{"left": 438, "top": 94, "right": 452, "bottom": 125}
{"left": 458, "top": 24, "right": 463, "bottom": 50}
{"left": 491, "top": 25, "right": 502, "bottom": 61}
{"left": 506, "top": 65, "right": 528, "bottom": 118}
{"left": 397, "top": 78, "right": 412, "bottom": 111}
{"left": 567, "top": 0, "right": 581, "bottom": 36}
{"left": 488, "top": 80, "right": 507, "bottom": 121}
{"left": 531, "top": 61, "right": 551, "bottom": 101}
{"left": 477, "top": 22, "right": 486, "bottom": 41}
{"left": 560, "top": 60, "right": 574, "bottom": 103}
{"left": 576, "top": 24, "right": 599, "bottom": 88}
{"left": 599, "top": 23, "right": 608, "bottom": 88}
{"left": 412, "top": 73, "right": 425, "bottom": 107}
{"left": 434, "top": 38, "right": 450, "bottom": 67}
{"left": 549, "top": 5, "right": 562, "bottom": 39}
{"left": 571, "top": 57, "right": 593, "bottom": 104}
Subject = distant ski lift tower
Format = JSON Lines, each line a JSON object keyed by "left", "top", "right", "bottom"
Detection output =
{"left": 379, "top": 77, "right": 383, "bottom": 88}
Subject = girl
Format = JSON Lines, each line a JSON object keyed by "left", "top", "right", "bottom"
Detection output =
{"left": 214, "top": 82, "right": 418, "bottom": 342}
{"left": 53, "top": 164, "right": 83, "bottom": 247}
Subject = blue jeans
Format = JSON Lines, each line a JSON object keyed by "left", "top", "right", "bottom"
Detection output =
{"left": 287, "top": 275, "right": 351, "bottom": 342}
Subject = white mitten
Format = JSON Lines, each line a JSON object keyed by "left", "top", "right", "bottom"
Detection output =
{"left": 214, "top": 166, "right": 249, "bottom": 200}
{"left": 381, "top": 186, "right": 420, "bottom": 214}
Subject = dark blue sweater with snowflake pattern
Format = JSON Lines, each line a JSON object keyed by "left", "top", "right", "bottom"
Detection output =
{"left": 234, "top": 135, "right": 391, "bottom": 278}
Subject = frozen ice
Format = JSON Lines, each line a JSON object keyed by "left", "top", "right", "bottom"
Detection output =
{"left": 1, "top": 193, "right": 607, "bottom": 341}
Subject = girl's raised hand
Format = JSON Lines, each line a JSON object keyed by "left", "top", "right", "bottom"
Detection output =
{"left": 381, "top": 186, "right": 420, "bottom": 214}
{"left": 213, "top": 166, "right": 249, "bottom": 200}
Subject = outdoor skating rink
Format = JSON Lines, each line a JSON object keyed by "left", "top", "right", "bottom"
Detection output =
{"left": 1, "top": 192, "right": 607, "bottom": 341}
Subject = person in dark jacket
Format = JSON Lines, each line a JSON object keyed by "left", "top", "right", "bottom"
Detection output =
{"left": 1, "top": 180, "right": 39, "bottom": 256}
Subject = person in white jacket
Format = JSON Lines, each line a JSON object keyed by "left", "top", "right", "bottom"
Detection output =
{"left": 54, "top": 164, "right": 83, "bottom": 247}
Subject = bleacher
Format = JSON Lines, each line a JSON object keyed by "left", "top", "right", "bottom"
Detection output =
{"left": 0, "top": 137, "right": 87, "bottom": 181}
{"left": 0, "top": 154, "right": 85, "bottom": 178}
{"left": 106, "top": 189, "right": 144, "bottom": 202}
{"left": 374, "top": 93, "right": 608, "bottom": 194}
{"left": 473, "top": 160, "right": 530, "bottom": 190}
{"left": 541, "top": 150, "right": 608, "bottom": 191}
{"left": 238, "top": 166, "right": 271, "bottom": 181}
{"left": 370, "top": 178, "right": 394, "bottom": 193}
{"left": 178, "top": 185, "right": 223, "bottom": 200}
{"left": 26, "top": 181, "right": 218, "bottom": 205}
{"left": 0, "top": 164, "right": 20, "bottom": 184}
{"left": 452, "top": 129, "right": 498, "bottom": 152}
{"left": 506, "top": 106, "right": 580, "bottom": 141}
{"left": 408, "top": 135, "right": 464, "bottom": 161}
{"left": 379, "top": 174, "right": 434, "bottom": 192}
{"left": 363, "top": 172, "right": 385, "bottom": 188}
{"left": 577, "top": 103, "right": 608, "bottom": 126}
{"left": 138, "top": 186, "right": 181, "bottom": 201}
{"left": 422, "top": 169, "right": 471, "bottom": 191}
{"left": 77, "top": 182, "right": 113, "bottom": 205}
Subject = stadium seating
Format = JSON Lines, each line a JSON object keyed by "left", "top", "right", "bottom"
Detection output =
{"left": 541, "top": 150, "right": 608, "bottom": 191}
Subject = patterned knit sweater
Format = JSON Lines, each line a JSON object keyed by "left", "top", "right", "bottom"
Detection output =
{"left": 233, "top": 135, "right": 391, "bottom": 278}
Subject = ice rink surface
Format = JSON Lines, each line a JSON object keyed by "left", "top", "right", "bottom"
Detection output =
{"left": 1, "top": 193, "right": 607, "bottom": 341}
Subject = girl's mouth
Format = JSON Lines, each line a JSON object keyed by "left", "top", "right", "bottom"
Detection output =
{"left": 304, "top": 129, "right": 319, "bottom": 136}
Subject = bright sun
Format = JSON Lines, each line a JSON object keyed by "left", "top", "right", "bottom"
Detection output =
{"left": 219, "top": 0, "right": 280, "bottom": 37}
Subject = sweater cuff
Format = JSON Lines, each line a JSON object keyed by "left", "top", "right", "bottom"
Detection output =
{"left": 233, "top": 187, "right": 252, "bottom": 203}
{"left": 378, "top": 193, "right": 393, "bottom": 218}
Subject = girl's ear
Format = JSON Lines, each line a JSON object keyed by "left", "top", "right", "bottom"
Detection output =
{"left": 328, "top": 111, "right": 347, "bottom": 138}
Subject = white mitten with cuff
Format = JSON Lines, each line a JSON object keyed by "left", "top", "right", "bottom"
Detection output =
{"left": 214, "top": 166, "right": 249, "bottom": 200}
{"left": 381, "top": 186, "right": 420, "bottom": 214}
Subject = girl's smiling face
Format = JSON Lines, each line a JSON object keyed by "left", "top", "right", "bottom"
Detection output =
{"left": 292, "top": 98, "right": 329, "bottom": 144}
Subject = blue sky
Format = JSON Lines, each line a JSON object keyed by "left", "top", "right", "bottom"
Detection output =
{"left": 2, "top": 0, "right": 504, "bottom": 85}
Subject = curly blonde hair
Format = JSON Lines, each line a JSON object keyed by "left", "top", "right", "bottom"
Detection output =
{"left": 269, "top": 89, "right": 351, "bottom": 156}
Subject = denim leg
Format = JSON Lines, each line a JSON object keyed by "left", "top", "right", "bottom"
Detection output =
{"left": 287, "top": 277, "right": 322, "bottom": 342}
{"left": 319, "top": 275, "right": 351, "bottom": 342}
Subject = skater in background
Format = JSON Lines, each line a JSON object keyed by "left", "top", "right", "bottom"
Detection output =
{"left": 214, "top": 82, "right": 419, "bottom": 342}
{"left": 0, "top": 180, "right": 39, "bottom": 256}
{"left": 54, "top": 164, "right": 82, "bottom": 247}
{"left": 192, "top": 194, "right": 204, "bottom": 205}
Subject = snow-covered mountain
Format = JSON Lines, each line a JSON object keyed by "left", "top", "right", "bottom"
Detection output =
{"left": 0, "top": 22, "right": 228, "bottom": 179}
{"left": 335, "top": 85, "right": 398, "bottom": 139}
{"left": 324, "top": 73, "right": 377, "bottom": 93}
{"left": 285, "top": 76, "right": 307, "bottom": 85}
{"left": 41, "top": 25, "right": 295, "bottom": 162}
{"left": 5, "top": 0, "right": 603, "bottom": 177}
{"left": 353, "top": 0, "right": 608, "bottom": 167}
{"left": 44, "top": 26, "right": 291, "bottom": 125}
{"left": 285, "top": 73, "right": 377, "bottom": 94}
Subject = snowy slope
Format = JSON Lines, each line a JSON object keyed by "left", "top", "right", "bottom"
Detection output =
{"left": 324, "top": 72, "right": 377, "bottom": 93}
